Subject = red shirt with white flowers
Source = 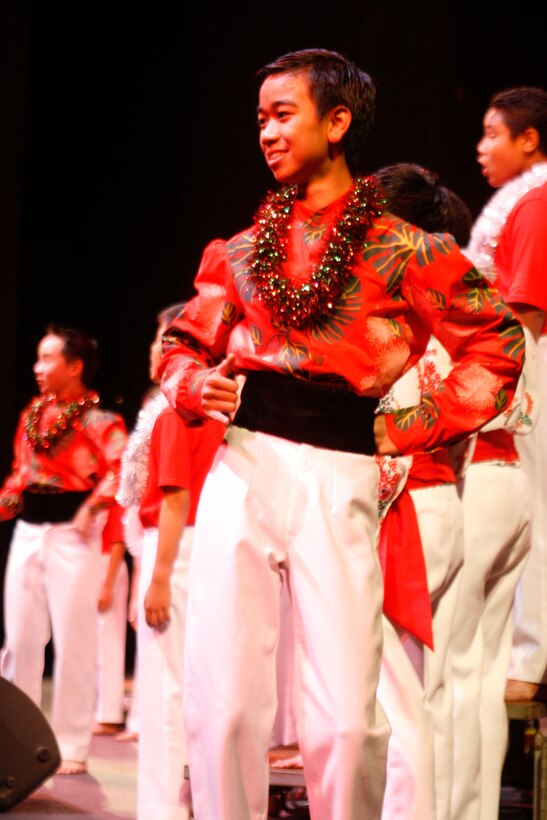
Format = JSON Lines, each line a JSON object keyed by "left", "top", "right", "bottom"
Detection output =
{"left": 0, "top": 395, "right": 127, "bottom": 522}
{"left": 160, "top": 188, "right": 524, "bottom": 455}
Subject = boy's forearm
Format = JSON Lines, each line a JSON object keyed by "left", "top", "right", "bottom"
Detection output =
{"left": 153, "top": 489, "right": 190, "bottom": 581}
{"left": 103, "top": 540, "right": 126, "bottom": 586}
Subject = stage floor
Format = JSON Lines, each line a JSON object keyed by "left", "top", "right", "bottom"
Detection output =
{"left": 9, "top": 679, "right": 536, "bottom": 819}
{"left": 9, "top": 677, "right": 137, "bottom": 819}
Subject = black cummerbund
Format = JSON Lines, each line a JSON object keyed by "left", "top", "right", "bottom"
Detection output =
{"left": 20, "top": 490, "right": 90, "bottom": 524}
{"left": 233, "top": 370, "right": 378, "bottom": 455}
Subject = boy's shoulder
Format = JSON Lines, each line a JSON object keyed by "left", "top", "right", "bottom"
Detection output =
{"left": 515, "top": 177, "right": 547, "bottom": 206}
{"left": 226, "top": 224, "right": 255, "bottom": 253}
{"left": 85, "top": 404, "right": 127, "bottom": 432}
{"left": 370, "top": 210, "right": 454, "bottom": 246}
{"left": 154, "top": 404, "right": 183, "bottom": 428}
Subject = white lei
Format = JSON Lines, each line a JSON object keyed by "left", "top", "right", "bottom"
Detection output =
{"left": 117, "top": 388, "right": 168, "bottom": 508}
{"left": 464, "top": 162, "right": 547, "bottom": 281}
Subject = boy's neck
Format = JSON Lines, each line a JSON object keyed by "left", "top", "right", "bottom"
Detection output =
{"left": 296, "top": 166, "right": 354, "bottom": 212}
{"left": 516, "top": 152, "right": 547, "bottom": 179}
{"left": 56, "top": 382, "right": 88, "bottom": 401}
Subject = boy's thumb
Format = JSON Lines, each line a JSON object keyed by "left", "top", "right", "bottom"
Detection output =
{"left": 216, "top": 353, "right": 236, "bottom": 378}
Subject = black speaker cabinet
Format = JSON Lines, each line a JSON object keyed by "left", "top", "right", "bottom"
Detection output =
{"left": 0, "top": 677, "right": 61, "bottom": 811}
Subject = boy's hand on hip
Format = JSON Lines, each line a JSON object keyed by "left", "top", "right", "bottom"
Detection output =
{"left": 374, "top": 413, "right": 399, "bottom": 456}
{"left": 202, "top": 354, "right": 239, "bottom": 424}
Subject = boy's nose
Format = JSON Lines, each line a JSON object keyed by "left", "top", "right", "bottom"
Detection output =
{"left": 261, "top": 121, "right": 279, "bottom": 143}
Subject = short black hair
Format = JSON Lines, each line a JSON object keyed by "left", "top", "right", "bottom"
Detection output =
{"left": 257, "top": 48, "right": 376, "bottom": 175}
{"left": 374, "top": 162, "right": 472, "bottom": 246}
{"left": 489, "top": 86, "right": 547, "bottom": 154}
{"left": 45, "top": 324, "right": 100, "bottom": 386}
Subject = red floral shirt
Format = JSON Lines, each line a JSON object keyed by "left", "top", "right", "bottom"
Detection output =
{"left": 160, "top": 193, "right": 524, "bottom": 455}
{"left": 0, "top": 397, "right": 127, "bottom": 521}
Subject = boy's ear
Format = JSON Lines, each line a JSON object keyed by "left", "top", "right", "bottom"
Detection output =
{"left": 520, "top": 126, "right": 540, "bottom": 155}
{"left": 68, "top": 358, "right": 84, "bottom": 380}
{"left": 328, "top": 105, "right": 352, "bottom": 144}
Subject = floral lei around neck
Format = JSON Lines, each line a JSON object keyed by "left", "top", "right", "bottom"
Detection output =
{"left": 464, "top": 162, "right": 547, "bottom": 281}
{"left": 24, "top": 391, "right": 100, "bottom": 451}
{"left": 250, "top": 176, "right": 384, "bottom": 330}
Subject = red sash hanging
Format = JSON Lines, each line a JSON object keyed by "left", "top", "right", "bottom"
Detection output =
{"left": 378, "top": 486, "right": 434, "bottom": 650}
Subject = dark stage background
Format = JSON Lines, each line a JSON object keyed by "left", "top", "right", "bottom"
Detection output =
{"left": 1, "top": 2, "right": 546, "bottom": 645}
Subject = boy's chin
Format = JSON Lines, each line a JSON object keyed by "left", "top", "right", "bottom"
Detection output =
{"left": 272, "top": 171, "right": 300, "bottom": 187}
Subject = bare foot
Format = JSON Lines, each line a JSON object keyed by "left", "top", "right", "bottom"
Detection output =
{"left": 269, "top": 745, "right": 303, "bottom": 769}
{"left": 116, "top": 730, "right": 138, "bottom": 743}
{"left": 269, "top": 752, "right": 304, "bottom": 769}
{"left": 56, "top": 759, "right": 87, "bottom": 775}
{"left": 505, "top": 679, "right": 542, "bottom": 702}
{"left": 93, "top": 721, "right": 125, "bottom": 736}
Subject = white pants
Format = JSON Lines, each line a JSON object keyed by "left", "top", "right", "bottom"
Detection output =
{"left": 137, "top": 526, "right": 192, "bottom": 820}
{"left": 0, "top": 517, "right": 103, "bottom": 762}
{"left": 95, "top": 553, "right": 128, "bottom": 723}
{"left": 184, "top": 427, "right": 388, "bottom": 820}
{"left": 413, "top": 484, "right": 464, "bottom": 820}
{"left": 382, "top": 483, "right": 463, "bottom": 820}
{"left": 378, "top": 617, "right": 436, "bottom": 820}
{"left": 452, "top": 462, "right": 531, "bottom": 820}
{"left": 270, "top": 566, "right": 298, "bottom": 748}
{"left": 510, "top": 335, "right": 547, "bottom": 683}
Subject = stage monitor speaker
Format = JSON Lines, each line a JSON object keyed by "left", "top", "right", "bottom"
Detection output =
{"left": 0, "top": 677, "right": 61, "bottom": 811}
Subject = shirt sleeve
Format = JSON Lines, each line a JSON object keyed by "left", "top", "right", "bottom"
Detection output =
{"left": 85, "top": 413, "right": 128, "bottom": 511}
{"left": 384, "top": 240, "right": 525, "bottom": 454}
{"left": 0, "top": 411, "right": 28, "bottom": 520}
{"left": 101, "top": 502, "right": 126, "bottom": 552}
{"left": 503, "top": 197, "right": 547, "bottom": 313}
{"left": 159, "top": 239, "right": 243, "bottom": 421}
{"left": 153, "top": 412, "right": 192, "bottom": 491}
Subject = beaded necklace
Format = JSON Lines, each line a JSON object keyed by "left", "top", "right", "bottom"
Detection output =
{"left": 24, "top": 391, "right": 99, "bottom": 451}
{"left": 251, "top": 176, "right": 383, "bottom": 329}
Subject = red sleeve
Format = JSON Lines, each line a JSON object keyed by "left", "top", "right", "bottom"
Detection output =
{"left": 385, "top": 250, "right": 525, "bottom": 454}
{"left": 159, "top": 238, "right": 244, "bottom": 421}
{"left": 101, "top": 502, "right": 125, "bottom": 553}
{"left": 153, "top": 411, "right": 193, "bottom": 491}
{"left": 85, "top": 412, "right": 128, "bottom": 511}
{"left": 501, "top": 197, "right": 547, "bottom": 313}
{"left": 0, "top": 410, "right": 28, "bottom": 520}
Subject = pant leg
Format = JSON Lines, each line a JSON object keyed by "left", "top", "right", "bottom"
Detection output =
{"left": 452, "top": 462, "right": 531, "bottom": 820}
{"left": 511, "top": 337, "right": 547, "bottom": 683}
{"left": 0, "top": 520, "right": 51, "bottom": 706}
{"left": 480, "top": 514, "right": 530, "bottom": 820}
{"left": 378, "top": 617, "right": 436, "bottom": 820}
{"left": 410, "top": 484, "right": 464, "bottom": 820}
{"left": 95, "top": 555, "right": 129, "bottom": 724}
{"left": 288, "top": 445, "right": 388, "bottom": 820}
{"left": 46, "top": 521, "right": 104, "bottom": 762}
{"left": 184, "top": 433, "right": 282, "bottom": 820}
{"left": 184, "top": 429, "right": 389, "bottom": 820}
{"left": 137, "top": 527, "right": 191, "bottom": 820}
{"left": 270, "top": 567, "right": 298, "bottom": 748}
{"left": 125, "top": 658, "right": 139, "bottom": 735}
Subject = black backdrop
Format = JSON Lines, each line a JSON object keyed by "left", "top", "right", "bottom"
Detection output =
{"left": 1, "top": 2, "right": 546, "bottom": 643}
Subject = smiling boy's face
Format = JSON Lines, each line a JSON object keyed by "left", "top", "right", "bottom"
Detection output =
{"left": 257, "top": 71, "right": 333, "bottom": 187}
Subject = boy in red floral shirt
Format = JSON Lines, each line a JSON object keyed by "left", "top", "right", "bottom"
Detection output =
{"left": 0, "top": 324, "right": 127, "bottom": 775}
{"left": 159, "top": 49, "right": 525, "bottom": 819}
